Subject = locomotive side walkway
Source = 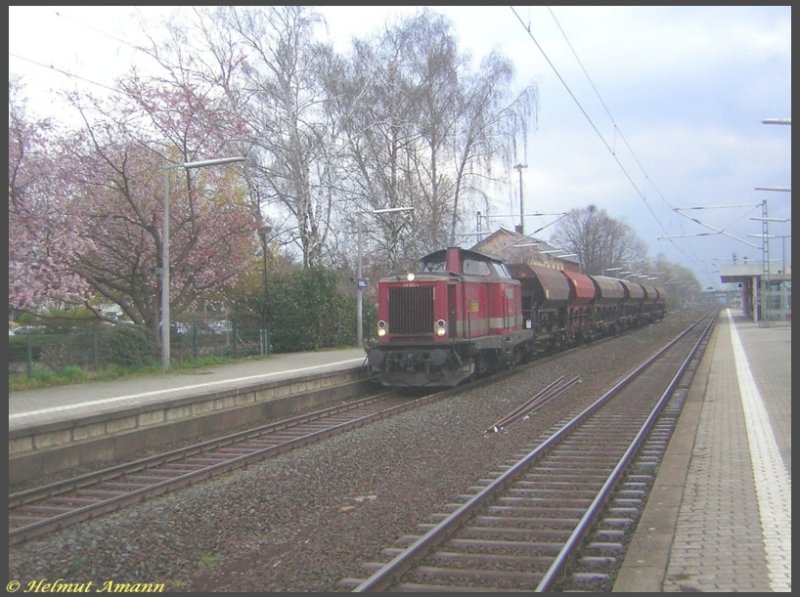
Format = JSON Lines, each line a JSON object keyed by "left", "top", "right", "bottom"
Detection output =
{"left": 614, "top": 309, "right": 791, "bottom": 592}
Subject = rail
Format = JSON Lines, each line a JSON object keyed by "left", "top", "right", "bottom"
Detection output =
{"left": 346, "top": 313, "right": 715, "bottom": 591}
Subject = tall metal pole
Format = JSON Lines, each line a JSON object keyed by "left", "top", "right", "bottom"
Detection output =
{"left": 514, "top": 163, "right": 528, "bottom": 234}
{"left": 781, "top": 235, "right": 787, "bottom": 274}
{"left": 760, "top": 199, "right": 770, "bottom": 326}
{"left": 356, "top": 220, "right": 363, "bottom": 347}
{"left": 259, "top": 224, "right": 272, "bottom": 354}
{"left": 160, "top": 156, "right": 246, "bottom": 371}
{"left": 161, "top": 167, "right": 171, "bottom": 370}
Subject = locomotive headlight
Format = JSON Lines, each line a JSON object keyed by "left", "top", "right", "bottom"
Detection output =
{"left": 435, "top": 319, "right": 447, "bottom": 336}
{"left": 377, "top": 320, "right": 387, "bottom": 337}
{"left": 406, "top": 273, "right": 416, "bottom": 281}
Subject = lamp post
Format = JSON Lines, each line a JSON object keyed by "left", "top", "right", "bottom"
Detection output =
{"left": 356, "top": 206, "right": 415, "bottom": 347}
{"left": 258, "top": 223, "right": 272, "bottom": 355}
{"left": 161, "top": 156, "right": 246, "bottom": 371}
{"left": 514, "top": 163, "right": 528, "bottom": 234}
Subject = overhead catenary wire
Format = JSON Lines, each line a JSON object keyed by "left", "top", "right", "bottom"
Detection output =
{"left": 509, "top": 6, "right": 716, "bottom": 277}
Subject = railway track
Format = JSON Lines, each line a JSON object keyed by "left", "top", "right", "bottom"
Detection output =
{"left": 9, "top": 390, "right": 439, "bottom": 546}
{"left": 10, "top": 323, "right": 623, "bottom": 549}
{"left": 341, "top": 313, "right": 715, "bottom": 592}
{"left": 8, "top": 317, "right": 692, "bottom": 550}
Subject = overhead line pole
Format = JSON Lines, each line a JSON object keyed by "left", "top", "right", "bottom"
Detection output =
{"left": 514, "top": 163, "right": 528, "bottom": 234}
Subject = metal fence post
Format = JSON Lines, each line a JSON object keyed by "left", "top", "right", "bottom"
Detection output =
{"left": 233, "top": 321, "right": 238, "bottom": 358}
{"left": 92, "top": 332, "right": 98, "bottom": 370}
{"left": 26, "top": 335, "right": 33, "bottom": 377}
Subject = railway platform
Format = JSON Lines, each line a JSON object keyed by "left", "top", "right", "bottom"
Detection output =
{"left": 614, "top": 308, "right": 791, "bottom": 592}
{"left": 9, "top": 347, "right": 367, "bottom": 431}
{"left": 8, "top": 348, "right": 369, "bottom": 484}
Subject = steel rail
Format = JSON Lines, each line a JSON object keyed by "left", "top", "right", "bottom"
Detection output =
{"left": 351, "top": 314, "right": 712, "bottom": 592}
{"left": 535, "top": 314, "right": 715, "bottom": 591}
{"left": 9, "top": 391, "right": 435, "bottom": 545}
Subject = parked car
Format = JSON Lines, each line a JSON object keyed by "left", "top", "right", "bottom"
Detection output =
{"left": 10, "top": 325, "right": 48, "bottom": 335}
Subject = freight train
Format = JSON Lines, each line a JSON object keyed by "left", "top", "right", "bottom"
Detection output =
{"left": 366, "top": 247, "right": 666, "bottom": 387}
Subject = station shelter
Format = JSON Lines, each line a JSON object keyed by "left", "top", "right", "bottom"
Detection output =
{"left": 719, "top": 263, "right": 791, "bottom": 323}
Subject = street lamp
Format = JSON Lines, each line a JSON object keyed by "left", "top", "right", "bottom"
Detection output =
{"left": 161, "top": 156, "right": 246, "bottom": 371}
{"left": 755, "top": 187, "right": 791, "bottom": 193}
{"left": 356, "top": 206, "right": 414, "bottom": 347}
{"left": 258, "top": 223, "right": 273, "bottom": 355}
{"left": 514, "top": 163, "right": 528, "bottom": 234}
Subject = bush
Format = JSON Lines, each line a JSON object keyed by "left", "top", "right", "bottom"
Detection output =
{"left": 269, "top": 267, "right": 351, "bottom": 352}
{"left": 109, "top": 325, "right": 157, "bottom": 368}
{"left": 39, "top": 334, "right": 97, "bottom": 370}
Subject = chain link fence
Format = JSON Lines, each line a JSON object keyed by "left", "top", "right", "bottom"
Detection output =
{"left": 8, "top": 322, "right": 273, "bottom": 380}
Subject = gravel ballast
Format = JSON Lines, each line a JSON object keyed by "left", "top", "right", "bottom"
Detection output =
{"left": 8, "top": 311, "right": 703, "bottom": 592}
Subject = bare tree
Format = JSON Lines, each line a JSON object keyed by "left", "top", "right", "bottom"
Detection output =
{"left": 324, "top": 9, "right": 538, "bottom": 272}
{"left": 550, "top": 205, "right": 648, "bottom": 275}
{"left": 210, "top": 6, "right": 336, "bottom": 268}
{"left": 324, "top": 20, "right": 428, "bottom": 271}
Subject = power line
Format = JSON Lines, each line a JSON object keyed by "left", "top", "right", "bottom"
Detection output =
{"left": 546, "top": 7, "right": 685, "bottom": 230}
{"left": 509, "top": 6, "right": 722, "bottom": 279}
{"left": 51, "top": 9, "right": 145, "bottom": 51}
{"left": 9, "top": 7, "right": 165, "bottom": 103}
{"left": 9, "top": 52, "right": 126, "bottom": 98}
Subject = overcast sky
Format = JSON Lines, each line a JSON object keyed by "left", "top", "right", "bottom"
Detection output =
{"left": 8, "top": 5, "right": 792, "bottom": 289}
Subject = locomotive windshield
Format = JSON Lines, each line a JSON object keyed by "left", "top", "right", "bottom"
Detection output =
{"left": 463, "top": 259, "right": 491, "bottom": 276}
{"left": 418, "top": 256, "right": 492, "bottom": 276}
{"left": 418, "top": 254, "right": 511, "bottom": 278}
{"left": 419, "top": 257, "right": 446, "bottom": 273}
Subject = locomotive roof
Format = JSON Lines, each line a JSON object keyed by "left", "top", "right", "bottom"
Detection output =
{"left": 419, "top": 247, "right": 505, "bottom": 264}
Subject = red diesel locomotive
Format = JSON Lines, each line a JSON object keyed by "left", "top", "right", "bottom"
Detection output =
{"left": 366, "top": 247, "right": 665, "bottom": 387}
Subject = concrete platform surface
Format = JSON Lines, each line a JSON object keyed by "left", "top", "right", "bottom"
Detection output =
{"left": 9, "top": 348, "right": 367, "bottom": 432}
{"left": 614, "top": 309, "right": 791, "bottom": 592}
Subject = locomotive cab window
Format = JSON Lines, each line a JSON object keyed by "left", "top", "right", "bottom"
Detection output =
{"left": 493, "top": 263, "right": 513, "bottom": 279}
{"left": 420, "top": 259, "right": 446, "bottom": 273}
{"left": 463, "top": 259, "right": 491, "bottom": 276}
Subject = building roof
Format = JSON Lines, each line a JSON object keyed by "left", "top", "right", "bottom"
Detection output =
{"left": 719, "top": 263, "right": 792, "bottom": 285}
{"left": 470, "top": 227, "right": 579, "bottom": 269}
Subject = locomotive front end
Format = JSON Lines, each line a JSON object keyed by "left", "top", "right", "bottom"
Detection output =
{"left": 367, "top": 272, "right": 473, "bottom": 387}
